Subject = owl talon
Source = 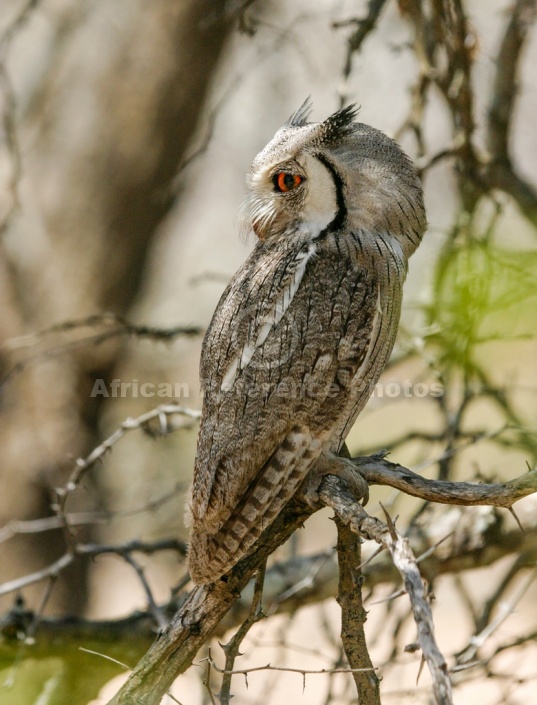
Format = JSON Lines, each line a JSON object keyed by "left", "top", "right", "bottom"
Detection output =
{"left": 299, "top": 454, "right": 370, "bottom": 509}
{"left": 337, "top": 464, "right": 369, "bottom": 506}
{"left": 300, "top": 483, "right": 322, "bottom": 510}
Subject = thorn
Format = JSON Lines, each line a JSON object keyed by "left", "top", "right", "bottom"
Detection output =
{"left": 507, "top": 505, "right": 525, "bottom": 533}
{"left": 416, "top": 654, "right": 426, "bottom": 684}
{"left": 404, "top": 642, "right": 420, "bottom": 653}
{"left": 379, "top": 502, "right": 397, "bottom": 540}
{"left": 373, "top": 448, "right": 390, "bottom": 460}
{"left": 218, "top": 639, "right": 233, "bottom": 653}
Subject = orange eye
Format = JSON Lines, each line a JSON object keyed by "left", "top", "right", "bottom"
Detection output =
{"left": 273, "top": 172, "right": 303, "bottom": 193}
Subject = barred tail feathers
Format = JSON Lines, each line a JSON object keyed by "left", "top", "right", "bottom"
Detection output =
{"left": 188, "top": 428, "right": 320, "bottom": 584}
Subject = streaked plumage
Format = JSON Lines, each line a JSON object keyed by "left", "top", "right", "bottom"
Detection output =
{"left": 187, "top": 103, "right": 426, "bottom": 584}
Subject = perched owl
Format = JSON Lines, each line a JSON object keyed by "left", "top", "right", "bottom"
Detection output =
{"left": 187, "top": 102, "right": 426, "bottom": 584}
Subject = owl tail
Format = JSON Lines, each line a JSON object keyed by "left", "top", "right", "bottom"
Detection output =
{"left": 188, "top": 428, "right": 321, "bottom": 584}
{"left": 188, "top": 491, "right": 287, "bottom": 584}
{"left": 188, "top": 476, "right": 298, "bottom": 584}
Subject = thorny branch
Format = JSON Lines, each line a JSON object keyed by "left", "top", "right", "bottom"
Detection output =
{"left": 208, "top": 658, "right": 377, "bottom": 683}
{"left": 104, "top": 458, "right": 518, "bottom": 705}
{"left": 218, "top": 561, "right": 267, "bottom": 704}
{"left": 321, "top": 477, "right": 453, "bottom": 705}
{"left": 0, "top": 405, "right": 196, "bottom": 613}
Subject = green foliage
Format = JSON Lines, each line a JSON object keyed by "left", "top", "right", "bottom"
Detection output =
{"left": 0, "top": 636, "right": 150, "bottom": 705}
{"left": 428, "top": 239, "right": 537, "bottom": 372}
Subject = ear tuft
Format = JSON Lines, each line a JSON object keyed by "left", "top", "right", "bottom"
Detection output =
{"left": 286, "top": 97, "right": 313, "bottom": 128}
{"left": 321, "top": 104, "right": 360, "bottom": 143}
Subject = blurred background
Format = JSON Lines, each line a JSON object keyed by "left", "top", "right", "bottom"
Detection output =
{"left": 0, "top": 0, "right": 536, "bottom": 703}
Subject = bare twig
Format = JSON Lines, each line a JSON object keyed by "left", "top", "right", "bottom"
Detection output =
{"left": 1, "top": 314, "right": 202, "bottom": 353}
{"left": 123, "top": 554, "right": 169, "bottom": 631}
{"left": 455, "top": 565, "right": 537, "bottom": 664}
{"left": 487, "top": 0, "right": 537, "bottom": 164}
{"left": 333, "top": 0, "right": 390, "bottom": 92}
{"left": 76, "top": 538, "right": 187, "bottom": 559}
{"left": 218, "top": 561, "right": 267, "bottom": 703}
{"left": 0, "top": 553, "right": 74, "bottom": 597}
{"left": 0, "top": 314, "right": 203, "bottom": 387}
{"left": 53, "top": 403, "right": 200, "bottom": 546}
{"left": 0, "top": 538, "right": 187, "bottom": 598}
{"left": 0, "top": 482, "right": 185, "bottom": 545}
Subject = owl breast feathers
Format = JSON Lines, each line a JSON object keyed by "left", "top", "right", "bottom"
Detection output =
{"left": 187, "top": 102, "right": 426, "bottom": 584}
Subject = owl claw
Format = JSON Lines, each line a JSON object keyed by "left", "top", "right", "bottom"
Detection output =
{"left": 338, "top": 463, "right": 369, "bottom": 506}
{"left": 299, "top": 482, "right": 322, "bottom": 510}
{"left": 298, "top": 454, "right": 370, "bottom": 509}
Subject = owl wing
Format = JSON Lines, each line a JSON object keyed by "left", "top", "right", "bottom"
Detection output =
{"left": 188, "top": 237, "right": 381, "bottom": 583}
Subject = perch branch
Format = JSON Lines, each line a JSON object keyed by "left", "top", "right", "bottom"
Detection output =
{"left": 102, "top": 445, "right": 537, "bottom": 705}
{"left": 354, "top": 455, "right": 537, "bottom": 508}
{"left": 106, "top": 450, "right": 537, "bottom": 703}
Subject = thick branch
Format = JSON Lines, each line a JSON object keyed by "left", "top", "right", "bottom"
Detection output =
{"left": 354, "top": 455, "right": 537, "bottom": 507}
{"left": 2, "top": 456, "right": 533, "bottom": 619}
{"left": 106, "top": 500, "right": 314, "bottom": 705}
{"left": 2, "top": 500, "right": 534, "bottom": 649}
{"left": 336, "top": 519, "right": 381, "bottom": 704}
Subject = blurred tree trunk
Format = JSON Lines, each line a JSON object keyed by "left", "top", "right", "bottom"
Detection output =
{"left": 0, "top": 0, "right": 233, "bottom": 614}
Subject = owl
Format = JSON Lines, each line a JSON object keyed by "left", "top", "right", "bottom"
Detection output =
{"left": 187, "top": 102, "right": 426, "bottom": 584}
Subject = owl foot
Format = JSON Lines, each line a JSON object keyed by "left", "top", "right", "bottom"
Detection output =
{"left": 298, "top": 453, "right": 369, "bottom": 509}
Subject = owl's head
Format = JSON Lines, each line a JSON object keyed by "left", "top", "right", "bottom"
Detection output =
{"left": 242, "top": 101, "right": 426, "bottom": 259}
